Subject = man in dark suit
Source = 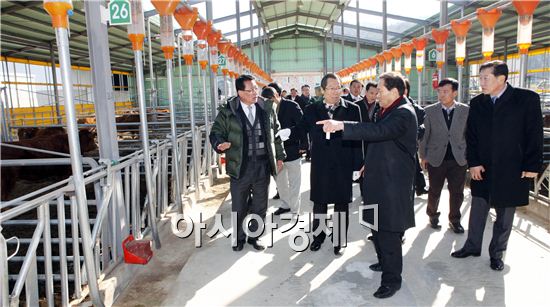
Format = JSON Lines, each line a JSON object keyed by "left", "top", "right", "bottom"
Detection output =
{"left": 262, "top": 83, "right": 307, "bottom": 216}
{"left": 451, "top": 60, "right": 543, "bottom": 271}
{"left": 419, "top": 78, "right": 469, "bottom": 233}
{"left": 301, "top": 73, "right": 363, "bottom": 256}
{"left": 342, "top": 79, "right": 363, "bottom": 102}
{"left": 296, "top": 84, "right": 316, "bottom": 161}
{"left": 318, "top": 72, "right": 417, "bottom": 299}
{"left": 287, "top": 88, "right": 299, "bottom": 102}
{"left": 296, "top": 84, "right": 315, "bottom": 112}
{"left": 404, "top": 79, "right": 429, "bottom": 196}
{"left": 357, "top": 82, "right": 379, "bottom": 123}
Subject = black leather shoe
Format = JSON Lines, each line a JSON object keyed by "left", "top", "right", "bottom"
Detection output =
{"left": 451, "top": 248, "right": 481, "bottom": 258}
{"left": 273, "top": 207, "right": 291, "bottom": 215}
{"left": 490, "top": 258, "right": 504, "bottom": 271}
{"left": 272, "top": 193, "right": 280, "bottom": 199}
{"left": 333, "top": 246, "right": 345, "bottom": 255}
{"left": 416, "top": 188, "right": 429, "bottom": 196}
{"left": 449, "top": 222, "right": 465, "bottom": 234}
{"left": 232, "top": 241, "right": 244, "bottom": 252}
{"left": 429, "top": 217, "right": 441, "bottom": 229}
{"left": 369, "top": 263, "right": 382, "bottom": 272}
{"left": 310, "top": 240, "right": 322, "bottom": 251}
{"left": 247, "top": 239, "right": 265, "bottom": 251}
{"left": 373, "top": 285, "right": 399, "bottom": 299}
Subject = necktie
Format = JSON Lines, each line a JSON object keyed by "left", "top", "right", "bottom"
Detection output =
{"left": 247, "top": 105, "right": 255, "bottom": 124}
{"left": 491, "top": 97, "right": 498, "bottom": 104}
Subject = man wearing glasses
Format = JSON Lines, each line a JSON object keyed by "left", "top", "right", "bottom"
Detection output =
{"left": 210, "top": 74, "right": 285, "bottom": 252}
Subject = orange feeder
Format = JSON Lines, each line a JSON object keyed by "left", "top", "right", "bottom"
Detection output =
{"left": 383, "top": 51, "right": 393, "bottom": 72}
{"left": 44, "top": 0, "right": 72, "bottom": 29}
{"left": 390, "top": 47, "right": 403, "bottom": 73}
{"left": 431, "top": 28, "right": 449, "bottom": 69}
{"left": 174, "top": 6, "right": 198, "bottom": 65}
{"left": 375, "top": 54, "right": 386, "bottom": 73}
{"left": 218, "top": 39, "right": 231, "bottom": 76}
{"left": 512, "top": 0, "right": 540, "bottom": 54}
{"left": 127, "top": 0, "right": 146, "bottom": 51}
{"left": 450, "top": 20, "right": 472, "bottom": 66}
{"left": 151, "top": 0, "right": 178, "bottom": 59}
{"left": 400, "top": 42, "right": 414, "bottom": 74}
{"left": 477, "top": 8, "right": 502, "bottom": 61}
{"left": 207, "top": 30, "right": 222, "bottom": 73}
{"left": 412, "top": 37, "right": 428, "bottom": 72}
{"left": 193, "top": 20, "right": 212, "bottom": 70}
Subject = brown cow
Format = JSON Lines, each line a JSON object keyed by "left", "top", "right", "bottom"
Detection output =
{"left": 17, "top": 127, "right": 67, "bottom": 140}
{"left": 1, "top": 129, "right": 97, "bottom": 200}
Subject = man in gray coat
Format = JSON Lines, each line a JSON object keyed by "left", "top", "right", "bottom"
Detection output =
{"left": 318, "top": 72, "right": 416, "bottom": 299}
{"left": 419, "top": 78, "right": 469, "bottom": 233}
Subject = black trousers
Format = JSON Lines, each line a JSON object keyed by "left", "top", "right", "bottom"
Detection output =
{"left": 426, "top": 160, "right": 467, "bottom": 223}
{"left": 230, "top": 159, "right": 270, "bottom": 243}
{"left": 312, "top": 202, "right": 349, "bottom": 246}
{"left": 372, "top": 230, "right": 404, "bottom": 288}
{"left": 462, "top": 196, "right": 516, "bottom": 259}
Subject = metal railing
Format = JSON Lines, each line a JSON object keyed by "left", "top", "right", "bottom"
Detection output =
{"left": 0, "top": 125, "right": 213, "bottom": 306}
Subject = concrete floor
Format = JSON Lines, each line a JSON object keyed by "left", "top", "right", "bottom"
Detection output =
{"left": 116, "top": 161, "right": 550, "bottom": 306}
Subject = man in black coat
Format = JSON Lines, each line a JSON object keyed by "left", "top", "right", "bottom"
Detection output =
{"left": 451, "top": 60, "right": 543, "bottom": 271}
{"left": 296, "top": 84, "right": 316, "bottom": 161}
{"left": 262, "top": 83, "right": 307, "bottom": 216}
{"left": 301, "top": 73, "right": 363, "bottom": 256}
{"left": 342, "top": 79, "right": 364, "bottom": 103}
{"left": 404, "top": 79, "right": 429, "bottom": 196}
{"left": 318, "top": 72, "right": 417, "bottom": 299}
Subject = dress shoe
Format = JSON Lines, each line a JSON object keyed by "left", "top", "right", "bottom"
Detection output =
{"left": 273, "top": 207, "right": 291, "bottom": 215}
{"left": 416, "top": 188, "right": 429, "bottom": 196}
{"left": 333, "top": 246, "right": 345, "bottom": 255}
{"left": 369, "top": 263, "right": 382, "bottom": 272}
{"left": 272, "top": 193, "right": 280, "bottom": 199}
{"left": 373, "top": 285, "right": 400, "bottom": 299}
{"left": 232, "top": 241, "right": 244, "bottom": 252}
{"left": 490, "top": 258, "right": 504, "bottom": 271}
{"left": 367, "top": 235, "right": 374, "bottom": 241}
{"left": 247, "top": 239, "right": 265, "bottom": 251}
{"left": 310, "top": 240, "right": 322, "bottom": 251}
{"left": 429, "top": 217, "right": 441, "bottom": 229}
{"left": 451, "top": 248, "right": 481, "bottom": 258}
{"left": 449, "top": 222, "right": 465, "bottom": 234}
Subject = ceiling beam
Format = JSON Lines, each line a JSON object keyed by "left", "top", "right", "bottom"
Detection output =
{"left": 334, "top": 22, "right": 403, "bottom": 37}
{"left": 255, "top": 1, "right": 286, "bottom": 10}
{"left": 345, "top": 6, "right": 429, "bottom": 26}
{"left": 264, "top": 11, "right": 332, "bottom": 24}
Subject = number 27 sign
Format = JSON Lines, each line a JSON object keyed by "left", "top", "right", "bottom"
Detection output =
{"left": 109, "top": 0, "right": 132, "bottom": 26}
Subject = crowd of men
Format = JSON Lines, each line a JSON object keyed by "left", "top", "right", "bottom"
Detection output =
{"left": 209, "top": 60, "right": 543, "bottom": 299}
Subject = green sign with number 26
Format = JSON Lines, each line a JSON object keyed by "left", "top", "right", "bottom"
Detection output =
{"left": 109, "top": 0, "right": 132, "bottom": 26}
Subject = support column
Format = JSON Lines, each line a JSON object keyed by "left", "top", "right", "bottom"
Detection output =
{"left": 331, "top": 28, "right": 335, "bottom": 72}
{"left": 84, "top": 2, "right": 126, "bottom": 260}
{"left": 382, "top": 0, "right": 387, "bottom": 50}
{"left": 49, "top": 43, "right": 61, "bottom": 124}
{"left": 236, "top": 1, "right": 241, "bottom": 48}
{"left": 356, "top": 0, "right": 360, "bottom": 63}
{"left": 341, "top": 18, "right": 344, "bottom": 70}
{"left": 323, "top": 32, "right": 328, "bottom": 75}
{"left": 249, "top": 1, "right": 254, "bottom": 61}
{"left": 147, "top": 18, "right": 157, "bottom": 108}
{"left": 439, "top": 0, "right": 448, "bottom": 78}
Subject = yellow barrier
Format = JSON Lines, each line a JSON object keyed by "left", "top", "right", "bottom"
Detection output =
{"left": 7, "top": 101, "right": 135, "bottom": 126}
